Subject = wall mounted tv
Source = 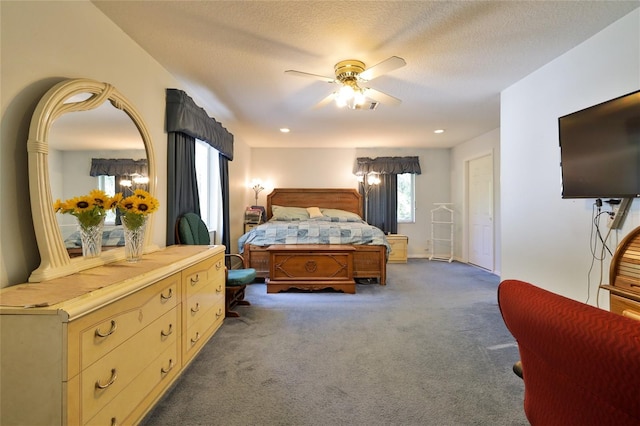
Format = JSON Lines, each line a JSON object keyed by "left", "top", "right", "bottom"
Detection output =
{"left": 558, "top": 89, "right": 640, "bottom": 199}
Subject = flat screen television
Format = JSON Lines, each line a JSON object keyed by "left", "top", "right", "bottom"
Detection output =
{"left": 558, "top": 89, "right": 640, "bottom": 199}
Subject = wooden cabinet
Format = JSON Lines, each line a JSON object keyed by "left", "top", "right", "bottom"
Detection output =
{"left": 0, "top": 245, "right": 225, "bottom": 426}
{"left": 266, "top": 244, "right": 356, "bottom": 293}
{"left": 244, "top": 223, "right": 259, "bottom": 233}
{"left": 386, "top": 234, "right": 408, "bottom": 263}
{"left": 601, "top": 226, "right": 640, "bottom": 319}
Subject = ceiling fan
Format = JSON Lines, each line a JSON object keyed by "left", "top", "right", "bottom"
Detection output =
{"left": 285, "top": 56, "right": 406, "bottom": 110}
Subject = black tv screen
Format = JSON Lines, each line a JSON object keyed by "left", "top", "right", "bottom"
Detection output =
{"left": 558, "top": 89, "right": 640, "bottom": 199}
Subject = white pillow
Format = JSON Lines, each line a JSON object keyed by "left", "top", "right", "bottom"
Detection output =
{"left": 307, "top": 206, "right": 324, "bottom": 218}
{"left": 271, "top": 205, "right": 309, "bottom": 220}
{"left": 320, "top": 208, "right": 362, "bottom": 220}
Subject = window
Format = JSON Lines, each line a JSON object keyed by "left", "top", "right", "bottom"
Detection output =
{"left": 195, "top": 139, "right": 222, "bottom": 243}
{"left": 397, "top": 173, "right": 415, "bottom": 223}
{"left": 97, "top": 175, "right": 117, "bottom": 224}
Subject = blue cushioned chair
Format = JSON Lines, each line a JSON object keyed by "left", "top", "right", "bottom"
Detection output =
{"left": 177, "top": 213, "right": 256, "bottom": 317}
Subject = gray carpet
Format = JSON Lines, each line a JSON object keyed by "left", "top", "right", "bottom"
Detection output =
{"left": 142, "top": 260, "right": 527, "bottom": 426}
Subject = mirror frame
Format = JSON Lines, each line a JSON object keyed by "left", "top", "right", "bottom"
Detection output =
{"left": 28, "top": 78, "right": 157, "bottom": 282}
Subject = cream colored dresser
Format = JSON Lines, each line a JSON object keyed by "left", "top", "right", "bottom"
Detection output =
{"left": 0, "top": 245, "right": 225, "bottom": 426}
{"left": 386, "top": 234, "right": 408, "bottom": 263}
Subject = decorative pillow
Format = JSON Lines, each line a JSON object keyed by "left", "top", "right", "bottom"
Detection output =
{"left": 320, "top": 208, "right": 362, "bottom": 220}
{"left": 271, "top": 205, "right": 310, "bottom": 221}
{"left": 307, "top": 206, "right": 324, "bottom": 218}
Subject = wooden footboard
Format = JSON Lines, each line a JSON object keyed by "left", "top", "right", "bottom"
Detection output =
{"left": 243, "top": 243, "right": 386, "bottom": 285}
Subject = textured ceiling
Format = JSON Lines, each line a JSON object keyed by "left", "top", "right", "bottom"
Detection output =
{"left": 93, "top": 0, "right": 639, "bottom": 149}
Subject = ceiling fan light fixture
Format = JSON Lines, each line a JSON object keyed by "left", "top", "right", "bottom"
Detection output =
{"left": 334, "top": 59, "right": 365, "bottom": 82}
{"left": 335, "top": 82, "right": 367, "bottom": 109}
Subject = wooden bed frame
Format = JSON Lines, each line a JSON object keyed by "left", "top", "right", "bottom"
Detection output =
{"left": 242, "top": 188, "right": 387, "bottom": 288}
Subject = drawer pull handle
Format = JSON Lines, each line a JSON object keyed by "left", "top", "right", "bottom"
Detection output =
{"left": 191, "top": 303, "right": 200, "bottom": 314}
{"left": 216, "top": 308, "right": 223, "bottom": 318}
{"left": 622, "top": 309, "right": 640, "bottom": 322}
{"left": 215, "top": 285, "right": 223, "bottom": 294}
{"left": 161, "top": 359, "right": 175, "bottom": 374}
{"left": 161, "top": 324, "right": 173, "bottom": 337}
{"left": 215, "top": 261, "right": 223, "bottom": 270}
{"left": 190, "top": 274, "right": 200, "bottom": 286}
{"left": 191, "top": 332, "right": 200, "bottom": 345}
{"left": 95, "top": 320, "right": 117, "bottom": 338}
{"left": 160, "top": 288, "right": 173, "bottom": 300}
{"left": 111, "top": 418, "right": 117, "bottom": 426}
{"left": 95, "top": 368, "right": 117, "bottom": 389}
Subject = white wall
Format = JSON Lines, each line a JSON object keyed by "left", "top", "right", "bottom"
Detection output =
{"left": 0, "top": 1, "right": 250, "bottom": 287}
{"left": 451, "top": 128, "right": 501, "bottom": 274}
{"left": 249, "top": 147, "right": 451, "bottom": 259}
{"left": 501, "top": 9, "right": 640, "bottom": 307}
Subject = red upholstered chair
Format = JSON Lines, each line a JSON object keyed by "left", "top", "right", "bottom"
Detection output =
{"left": 498, "top": 279, "right": 640, "bottom": 426}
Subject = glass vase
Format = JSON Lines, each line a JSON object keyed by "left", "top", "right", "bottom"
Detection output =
{"left": 122, "top": 215, "right": 147, "bottom": 263}
{"left": 79, "top": 217, "right": 105, "bottom": 259}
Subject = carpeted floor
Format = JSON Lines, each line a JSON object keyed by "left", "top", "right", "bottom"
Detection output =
{"left": 142, "top": 260, "right": 527, "bottom": 426}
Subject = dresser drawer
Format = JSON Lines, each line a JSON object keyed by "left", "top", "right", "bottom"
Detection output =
{"left": 183, "top": 298, "right": 224, "bottom": 363}
{"left": 182, "top": 254, "right": 224, "bottom": 300}
{"left": 84, "top": 343, "right": 180, "bottom": 426}
{"left": 80, "top": 307, "right": 179, "bottom": 423}
{"left": 68, "top": 274, "right": 180, "bottom": 377}
{"left": 610, "top": 294, "right": 640, "bottom": 321}
{"left": 184, "top": 281, "right": 224, "bottom": 330}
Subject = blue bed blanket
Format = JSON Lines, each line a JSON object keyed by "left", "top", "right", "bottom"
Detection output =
{"left": 238, "top": 217, "right": 390, "bottom": 254}
{"left": 64, "top": 226, "right": 125, "bottom": 249}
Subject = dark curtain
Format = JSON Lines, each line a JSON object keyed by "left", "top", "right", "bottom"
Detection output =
{"left": 354, "top": 156, "right": 421, "bottom": 175}
{"left": 219, "top": 155, "right": 231, "bottom": 254}
{"left": 365, "top": 174, "right": 398, "bottom": 234}
{"left": 166, "top": 89, "right": 233, "bottom": 160}
{"left": 165, "top": 89, "right": 234, "bottom": 247}
{"left": 166, "top": 132, "right": 200, "bottom": 245}
{"left": 89, "top": 158, "right": 148, "bottom": 177}
{"left": 356, "top": 156, "right": 421, "bottom": 234}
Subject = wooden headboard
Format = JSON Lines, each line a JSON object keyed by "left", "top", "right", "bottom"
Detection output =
{"left": 266, "top": 188, "right": 362, "bottom": 219}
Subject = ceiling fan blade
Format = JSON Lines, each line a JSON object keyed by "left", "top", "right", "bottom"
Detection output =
{"left": 312, "top": 93, "right": 337, "bottom": 109}
{"left": 363, "top": 88, "right": 402, "bottom": 106}
{"left": 359, "top": 56, "right": 406, "bottom": 81}
{"left": 285, "top": 70, "right": 336, "bottom": 83}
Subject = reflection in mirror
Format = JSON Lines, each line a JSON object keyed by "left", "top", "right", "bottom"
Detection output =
{"left": 49, "top": 102, "right": 146, "bottom": 257}
{"left": 28, "top": 79, "right": 156, "bottom": 282}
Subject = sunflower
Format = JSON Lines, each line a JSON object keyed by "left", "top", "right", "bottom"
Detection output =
{"left": 67, "top": 195, "right": 95, "bottom": 213}
{"left": 117, "top": 189, "right": 159, "bottom": 230}
{"left": 107, "top": 193, "right": 123, "bottom": 210}
{"left": 88, "top": 189, "right": 110, "bottom": 207}
{"left": 119, "top": 195, "right": 138, "bottom": 212}
{"left": 53, "top": 199, "right": 65, "bottom": 213}
{"left": 53, "top": 189, "right": 119, "bottom": 229}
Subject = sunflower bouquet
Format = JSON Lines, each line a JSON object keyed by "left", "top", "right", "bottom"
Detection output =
{"left": 53, "top": 189, "right": 117, "bottom": 229}
{"left": 118, "top": 189, "right": 159, "bottom": 230}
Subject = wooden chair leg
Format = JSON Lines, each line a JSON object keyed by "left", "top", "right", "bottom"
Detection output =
{"left": 225, "top": 284, "right": 249, "bottom": 317}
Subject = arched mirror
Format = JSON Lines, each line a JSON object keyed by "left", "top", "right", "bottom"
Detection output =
{"left": 28, "top": 78, "right": 157, "bottom": 282}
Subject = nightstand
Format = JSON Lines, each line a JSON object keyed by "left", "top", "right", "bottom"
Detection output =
{"left": 244, "top": 223, "right": 259, "bottom": 233}
{"left": 386, "top": 234, "right": 408, "bottom": 263}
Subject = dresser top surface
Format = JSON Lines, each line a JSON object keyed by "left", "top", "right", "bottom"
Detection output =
{"left": 0, "top": 245, "right": 224, "bottom": 313}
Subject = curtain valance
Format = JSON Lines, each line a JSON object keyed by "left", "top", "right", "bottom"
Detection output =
{"left": 89, "top": 158, "right": 148, "bottom": 177}
{"left": 165, "top": 89, "right": 234, "bottom": 160}
{"left": 354, "top": 156, "right": 422, "bottom": 175}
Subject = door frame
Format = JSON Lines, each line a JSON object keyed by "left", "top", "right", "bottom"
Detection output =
{"left": 464, "top": 150, "right": 495, "bottom": 272}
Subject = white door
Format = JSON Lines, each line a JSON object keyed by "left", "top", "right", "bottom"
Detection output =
{"left": 468, "top": 154, "right": 494, "bottom": 271}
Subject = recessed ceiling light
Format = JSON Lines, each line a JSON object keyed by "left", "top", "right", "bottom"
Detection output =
{"left": 280, "top": 128, "right": 290, "bottom": 133}
{"left": 434, "top": 129, "right": 445, "bottom": 134}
